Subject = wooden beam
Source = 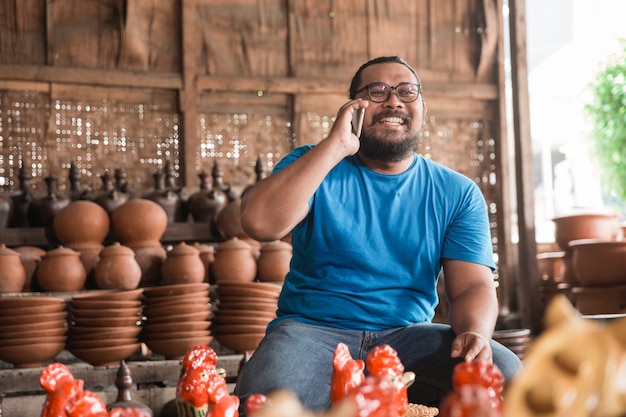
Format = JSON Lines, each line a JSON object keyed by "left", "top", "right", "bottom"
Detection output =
{"left": 508, "top": 0, "right": 541, "bottom": 333}
{"left": 0, "top": 64, "right": 182, "bottom": 90}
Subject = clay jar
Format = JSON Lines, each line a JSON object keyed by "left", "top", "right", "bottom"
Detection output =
{"left": 193, "top": 242, "right": 215, "bottom": 284}
{"left": 53, "top": 200, "right": 110, "bottom": 247}
{"left": 12, "top": 246, "right": 47, "bottom": 292}
{"left": 552, "top": 212, "right": 620, "bottom": 251}
{"left": 36, "top": 246, "right": 87, "bottom": 292}
{"left": 111, "top": 198, "right": 168, "bottom": 246}
{"left": 52, "top": 200, "right": 111, "bottom": 288}
{"left": 0, "top": 244, "right": 27, "bottom": 293}
{"left": 257, "top": 240, "right": 292, "bottom": 282}
{"left": 161, "top": 242, "right": 205, "bottom": 285}
{"left": 94, "top": 242, "right": 142, "bottom": 290}
{"left": 212, "top": 237, "right": 257, "bottom": 283}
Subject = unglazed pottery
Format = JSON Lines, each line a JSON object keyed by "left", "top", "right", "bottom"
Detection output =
{"left": 94, "top": 242, "right": 142, "bottom": 290}
{"left": 0, "top": 244, "right": 27, "bottom": 294}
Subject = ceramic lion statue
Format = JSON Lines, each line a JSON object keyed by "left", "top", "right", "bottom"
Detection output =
{"left": 504, "top": 294, "right": 626, "bottom": 417}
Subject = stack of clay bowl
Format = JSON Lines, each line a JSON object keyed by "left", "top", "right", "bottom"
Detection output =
{"left": 0, "top": 296, "right": 67, "bottom": 368}
{"left": 141, "top": 283, "right": 213, "bottom": 360}
{"left": 67, "top": 289, "right": 143, "bottom": 366}
{"left": 492, "top": 328, "right": 532, "bottom": 360}
{"left": 213, "top": 281, "right": 281, "bottom": 353}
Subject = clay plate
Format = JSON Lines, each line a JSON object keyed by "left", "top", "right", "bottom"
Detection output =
{"left": 69, "top": 343, "right": 141, "bottom": 366}
{"left": 142, "top": 283, "right": 209, "bottom": 298}
{"left": 70, "top": 315, "right": 143, "bottom": 327}
{"left": 0, "top": 334, "right": 66, "bottom": 348}
{"left": 212, "top": 315, "right": 273, "bottom": 326}
{"left": 216, "top": 332, "right": 265, "bottom": 353}
{"left": 0, "top": 319, "right": 68, "bottom": 334}
{"left": 0, "top": 341, "right": 66, "bottom": 368}
{"left": 0, "top": 296, "right": 66, "bottom": 309}
{"left": 144, "top": 310, "right": 211, "bottom": 324}
{"left": 143, "top": 294, "right": 210, "bottom": 307}
{"left": 70, "top": 306, "right": 143, "bottom": 318}
{"left": 68, "top": 337, "right": 138, "bottom": 349}
{"left": 0, "top": 311, "right": 67, "bottom": 326}
{"left": 69, "top": 325, "right": 142, "bottom": 340}
{"left": 141, "top": 320, "right": 211, "bottom": 334}
{"left": 142, "top": 329, "right": 211, "bottom": 342}
{"left": 0, "top": 303, "right": 67, "bottom": 317}
{"left": 212, "top": 323, "right": 268, "bottom": 335}
{"left": 143, "top": 302, "right": 209, "bottom": 318}
{"left": 145, "top": 335, "right": 213, "bottom": 360}
{"left": 71, "top": 288, "right": 143, "bottom": 301}
{"left": 69, "top": 299, "right": 142, "bottom": 310}
{"left": 214, "top": 309, "right": 276, "bottom": 320}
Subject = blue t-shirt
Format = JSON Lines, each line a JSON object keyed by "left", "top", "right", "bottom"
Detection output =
{"left": 268, "top": 145, "right": 495, "bottom": 331}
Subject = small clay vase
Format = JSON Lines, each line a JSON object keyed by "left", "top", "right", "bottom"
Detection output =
{"left": 0, "top": 244, "right": 27, "bottom": 294}
{"left": 0, "top": 193, "right": 13, "bottom": 229}
{"left": 27, "top": 174, "right": 70, "bottom": 228}
{"left": 161, "top": 242, "right": 205, "bottom": 285}
{"left": 187, "top": 171, "right": 228, "bottom": 224}
{"left": 13, "top": 245, "right": 47, "bottom": 292}
{"left": 36, "top": 246, "right": 87, "bottom": 292}
{"left": 193, "top": 242, "right": 215, "bottom": 284}
{"left": 111, "top": 198, "right": 168, "bottom": 246}
{"left": 94, "top": 242, "right": 142, "bottom": 290}
{"left": 212, "top": 237, "right": 257, "bottom": 283}
{"left": 53, "top": 200, "right": 110, "bottom": 247}
{"left": 257, "top": 240, "right": 292, "bottom": 282}
{"left": 215, "top": 200, "right": 244, "bottom": 239}
{"left": 128, "top": 243, "right": 167, "bottom": 287}
{"left": 67, "top": 243, "right": 103, "bottom": 289}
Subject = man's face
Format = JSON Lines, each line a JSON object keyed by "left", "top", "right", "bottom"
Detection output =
{"left": 354, "top": 63, "right": 427, "bottom": 163}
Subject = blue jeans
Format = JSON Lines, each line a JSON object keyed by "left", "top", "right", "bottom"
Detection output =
{"left": 234, "top": 319, "right": 522, "bottom": 413}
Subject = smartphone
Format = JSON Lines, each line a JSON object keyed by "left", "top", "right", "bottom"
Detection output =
{"left": 351, "top": 108, "right": 365, "bottom": 138}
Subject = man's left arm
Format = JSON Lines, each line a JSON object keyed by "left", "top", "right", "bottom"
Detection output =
{"left": 441, "top": 258, "right": 499, "bottom": 362}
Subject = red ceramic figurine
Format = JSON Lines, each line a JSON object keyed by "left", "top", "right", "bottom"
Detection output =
{"left": 176, "top": 345, "right": 240, "bottom": 417}
{"left": 40, "top": 363, "right": 152, "bottom": 417}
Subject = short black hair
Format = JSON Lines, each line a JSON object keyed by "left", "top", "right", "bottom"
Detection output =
{"left": 349, "top": 56, "right": 421, "bottom": 99}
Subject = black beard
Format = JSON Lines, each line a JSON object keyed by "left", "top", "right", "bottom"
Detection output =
{"left": 358, "top": 127, "right": 420, "bottom": 163}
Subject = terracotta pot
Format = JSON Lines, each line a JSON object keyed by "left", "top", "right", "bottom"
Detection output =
{"left": 215, "top": 200, "right": 244, "bottom": 239}
{"left": 36, "top": 246, "right": 87, "bottom": 292}
{"left": 257, "top": 240, "right": 292, "bottom": 282}
{"left": 161, "top": 242, "right": 205, "bottom": 285}
{"left": 67, "top": 242, "right": 103, "bottom": 289}
{"left": 27, "top": 174, "right": 70, "bottom": 228}
{"left": 193, "top": 243, "right": 215, "bottom": 284}
{"left": 187, "top": 171, "right": 228, "bottom": 224}
{"left": 568, "top": 239, "right": 626, "bottom": 286}
{"left": 536, "top": 251, "right": 565, "bottom": 284}
{"left": 0, "top": 244, "right": 27, "bottom": 294}
{"left": 127, "top": 243, "right": 167, "bottom": 287}
{"left": 111, "top": 198, "right": 168, "bottom": 246}
{"left": 552, "top": 212, "right": 620, "bottom": 251}
{"left": 94, "top": 242, "right": 142, "bottom": 290}
{"left": 13, "top": 245, "right": 46, "bottom": 292}
{"left": 52, "top": 200, "right": 110, "bottom": 247}
{"left": 212, "top": 237, "right": 257, "bottom": 283}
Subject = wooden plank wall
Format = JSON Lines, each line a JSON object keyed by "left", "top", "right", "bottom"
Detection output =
{"left": 0, "top": 0, "right": 533, "bottom": 327}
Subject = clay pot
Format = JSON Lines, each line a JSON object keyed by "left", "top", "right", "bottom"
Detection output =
{"left": 0, "top": 193, "right": 13, "bottom": 229}
{"left": 552, "top": 212, "right": 620, "bottom": 251}
{"left": 257, "top": 240, "right": 292, "bottom": 282}
{"left": 36, "top": 246, "right": 87, "bottom": 292}
{"left": 187, "top": 171, "right": 228, "bottom": 224}
{"left": 13, "top": 246, "right": 47, "bottom": 292}
{"left": 111, "top": 198, "right": 168, "bottom": 246}
{"left": 128, "top": 243, "right": 167, "bottom": 287}
{"left": 67, "top": 243, "right": 103, "bottom": 289}
{"left": 568, "top": 239, "right": 626, "bottom": 286}
{"left": 212, "top": 237, "right": 257, "bottom": 283}
{"left": 27, "top": 174, "right": 70, "bottom": 228}
{"left": 161, "top": 242, "right": 206, "bottom": 285}
{"left": 215, "top": 200, "right": 244, "bottom": 239}
{"left": 193, "top": 242, "right": 215, "bottom": 284}
{"left": 0, "top": 244, "right": 27, "bottom": 294}
{"left": 52, "top": 200, "right": 110, "bottom": 247}
{"left": 94, "top": 242, "right": 142, "bottom": 290}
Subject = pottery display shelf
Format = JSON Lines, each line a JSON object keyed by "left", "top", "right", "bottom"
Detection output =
{"left": 0, "top": 352, "right": 244, "bottom": 417}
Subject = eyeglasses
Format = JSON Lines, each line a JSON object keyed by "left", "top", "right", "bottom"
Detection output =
{"left": 355, "top": 82, "right": 421, "bottom": 103}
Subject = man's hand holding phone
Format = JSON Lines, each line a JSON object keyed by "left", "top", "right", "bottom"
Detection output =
{"left": 351, "top": 108, "right": 365, "bottom": 138}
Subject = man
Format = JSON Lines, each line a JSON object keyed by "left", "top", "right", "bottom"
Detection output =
{"left": 234, "top": 56, "right": 522, "bottom": 412}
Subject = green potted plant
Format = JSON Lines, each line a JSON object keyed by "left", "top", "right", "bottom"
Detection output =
{"left": 585, "top": 38, "right": 626, "bottom": 205}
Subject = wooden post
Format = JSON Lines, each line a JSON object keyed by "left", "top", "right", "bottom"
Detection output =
{"left": 508, "top": 0, "right": 542, "bottom": 333}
